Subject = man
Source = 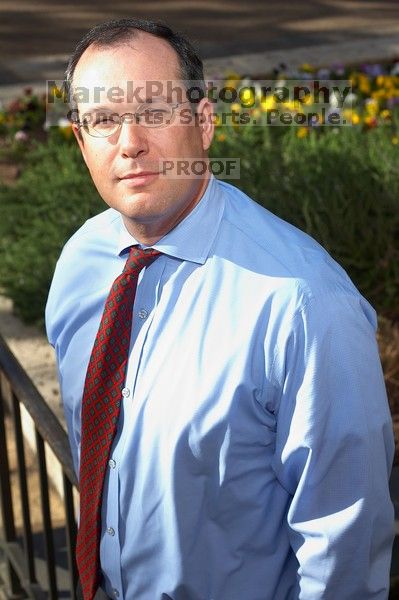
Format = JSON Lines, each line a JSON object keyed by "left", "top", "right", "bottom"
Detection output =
{"left": 46, "top": 18, "right": 394, "bottom": 600}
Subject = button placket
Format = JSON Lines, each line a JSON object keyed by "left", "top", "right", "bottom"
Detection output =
{"left": 100, "top": 258, "right": 164, "bottom": 600}
{"left": 100, "top": 423, "right": 123, "bottom": 600}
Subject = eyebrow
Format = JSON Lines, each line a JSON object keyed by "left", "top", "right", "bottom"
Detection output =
{"left": 80, "top": 97, "right": 172, "bottom": 112}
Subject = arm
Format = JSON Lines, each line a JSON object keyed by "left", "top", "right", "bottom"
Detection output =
{"left": 271, "top": 290, "right": 394, "bottom": 599}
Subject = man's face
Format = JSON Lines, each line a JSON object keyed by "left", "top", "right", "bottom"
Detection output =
{"left": 72, "top": 33, "right": 214, "bottom": 243}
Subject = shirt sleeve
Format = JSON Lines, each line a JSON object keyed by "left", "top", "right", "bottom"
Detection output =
{"left": 271, "top": 288, "right": 395, "bottom": 599}
{"left": 45, "top": 255, "right": 81, "bottom": 478}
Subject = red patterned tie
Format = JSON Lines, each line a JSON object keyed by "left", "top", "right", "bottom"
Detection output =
{"left": 76, "top": 246, "right": 161, "bottom": 600}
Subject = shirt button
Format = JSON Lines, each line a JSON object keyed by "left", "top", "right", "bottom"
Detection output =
{"left": 138, "top": 308, "right": 148, "bottom": 319}
{"left": 106, "top": 527, "right": 115, "bottom": 536}
{"left": 121, "top": 387, "right": 130, "bottom": 398}
{"left": 112, "top": 590, "right": 119, "bottom": 598}
{"left": 108, "top": 459, "right": 116, "bottom": 469}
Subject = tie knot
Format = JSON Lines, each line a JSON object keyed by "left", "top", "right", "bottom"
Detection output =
{"left": 123, "top": 246, "right": 161, "bottom": 276}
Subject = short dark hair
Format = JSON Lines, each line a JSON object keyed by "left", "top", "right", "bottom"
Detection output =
{"left": 65, "top": 18, "right": 205, "bottom": 96}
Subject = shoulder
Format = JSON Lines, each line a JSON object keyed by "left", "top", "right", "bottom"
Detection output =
{"left": 45, "top": 208, "right": 122, "bottom": 343}
{"left": 214, "top": 180, "right": 377, "bottom": 332}
{"left": 60, "top": 207, "right": 121, "bottom": 260}
{"left": 52, "top": 207, "right": 123, "bottom": 282}
{"left": 216, "top": 180, "right": 362, "bottom": 297}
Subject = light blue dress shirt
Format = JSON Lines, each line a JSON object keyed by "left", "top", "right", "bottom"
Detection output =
{"left": 46, "top": 176, "right": 394, "bottom": 600}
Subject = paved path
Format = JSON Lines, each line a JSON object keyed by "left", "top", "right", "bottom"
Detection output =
{"left": 1, "top": 0, "right": 399, "bottom": 101}
{"left": 1, "top": 0, "right": 399, "bottom": 63}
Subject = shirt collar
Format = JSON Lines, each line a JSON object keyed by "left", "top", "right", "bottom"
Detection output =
{"left": 117, "top": 176, "right": 224, "bottom": 264}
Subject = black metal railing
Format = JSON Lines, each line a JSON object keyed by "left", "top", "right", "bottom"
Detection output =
{"left": 0, "top": 333, "right": 78, "bottom": 599}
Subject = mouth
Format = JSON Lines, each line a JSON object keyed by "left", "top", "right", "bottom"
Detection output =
{"left": 119, "top": 171, "right": 159, "bottom": 187}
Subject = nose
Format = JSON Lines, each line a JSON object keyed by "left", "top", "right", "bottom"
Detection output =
{"left": 118, "top": 118, "right": 149, "bottom": 159}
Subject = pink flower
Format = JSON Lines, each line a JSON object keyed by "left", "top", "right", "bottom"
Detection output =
{"left": 14, "top": 130, "right": 29, "bottom": 142}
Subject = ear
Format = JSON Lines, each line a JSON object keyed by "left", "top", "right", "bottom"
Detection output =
{"left": 72, "top": 122, "right": 89, "bottom": 167}
{"left": 72, "top": 121, "right": 83, "bottom": 149}
{"left": 196, "top": 97, "right": 215, "bottom": 151}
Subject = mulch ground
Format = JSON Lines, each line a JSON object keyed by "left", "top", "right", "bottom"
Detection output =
{"left": 378, "top": 317, "right": 399, "bottom": 464}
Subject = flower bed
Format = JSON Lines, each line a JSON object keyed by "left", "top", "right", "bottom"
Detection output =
{"left": 1, "top": 59, "right": 399, "bottom": 149}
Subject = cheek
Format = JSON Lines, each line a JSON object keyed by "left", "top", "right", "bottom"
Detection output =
{"left": 85, "top": 148, "right": 110, "bottom": 181}
{"left": 158, "top": 126, "right": 204, "bottom": 157}
{"left": 82, "top": 153, "right": 115, "bottom": 202}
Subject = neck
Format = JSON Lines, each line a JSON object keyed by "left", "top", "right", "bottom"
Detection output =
{"left": 122, "top": 175, "right": 210, "bottom": 246}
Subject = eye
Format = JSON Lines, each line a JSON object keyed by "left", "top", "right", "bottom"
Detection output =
{"left": 147, "top": 109, "right": 167, "bottom": 119}
{"left": 93, "top": 114, "right": 119, "bottom": 128}
{"left": 138, "top": 104, "right": 171, "bottom": 125}
{"left": 147, "top": 107, "right": 169, "bottom": 114}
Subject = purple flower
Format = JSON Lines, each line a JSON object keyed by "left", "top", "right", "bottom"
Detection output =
{"left": 316, "top": 68, "right": 331, "bottom": 79}
{"left": 361, "top": 63, "right": 384, "bottom": 77}
{"left": 331, "top": 64, "right": 345, "bottom": 76}
{"left": 387, "top": 97, "right": 399, "bottom": 108}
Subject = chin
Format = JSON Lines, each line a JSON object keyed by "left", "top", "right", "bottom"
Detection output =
{"left": 119, "top": 196, "right": 163, "bottom": 220}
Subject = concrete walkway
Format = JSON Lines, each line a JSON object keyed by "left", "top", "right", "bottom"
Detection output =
{"left": 1, "top": 0, "right": 399, "bottom": 101}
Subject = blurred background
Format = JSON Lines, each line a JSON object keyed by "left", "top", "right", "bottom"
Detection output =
{"left": 0, "top": 2, "right": 398, "bottom": 598}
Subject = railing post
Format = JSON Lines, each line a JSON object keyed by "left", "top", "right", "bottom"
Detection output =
{"left": 11, "top": 392, "right": 37, "bottom": 587}
{"left": 63, "top": 473, "right": 78, "bottom": 600}
{"left": 35, "top": 431, "right": 58, "bottom": 599}
{"left": 0, "top": 377, "right": 25, "bottom": 599}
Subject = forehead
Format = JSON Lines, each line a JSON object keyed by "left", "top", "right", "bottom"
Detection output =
{"left": 73, "top": 32, "right": 182, "bottom": 92}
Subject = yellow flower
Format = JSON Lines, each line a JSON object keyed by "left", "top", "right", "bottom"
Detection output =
{"left": 343, "top": 109, "right": 360, "bottom": 125}
{"left": 301, "top": 92, "right": 314, "bottom": 106}
{"left": 301, "top": 63, "right": 315, "bottom": 73}
{"left": 365, "top": 99, "right": 379, "bottom": 115}
{"left": 376, "top": 75, "right": 385, "bottom": 88}
{"left": 239, "top": 87, "right": 256, "bottom": 107}
{"left": 392, "top": 136, "right": 399, "bottom": 145}
{"left": 380, "top": 109, "right": 391, "bottom": 120}
{"left": 260, "top": 96, "right": 275, "bottom": 111}
{"left": 371, "top": 90, "right": 386, "bottom": 100}
{"left": 49, "top": 84, "right": 67, "bottom": 102}
{"left": 224, "top": 72, "right": 241, "bottom": 85}
{"left": 383, "top": 76, "right": 394, "bottom": 90}
{"left": 296, "top": 127, "right": 308, "bottom": 138}
{"left": 231, "top": 103, "right": 241, "bottom": 113}
{"left": 348, "top": 71, "right": 358, "bottom": 86}
{"left": 358, "top": 74, "right": 371, "bottom": 94}
{"left": 217, "top": 133, "right": 226, "bottom": 142}
{"left": 281, "top": 100, "right": 298, "bottom": 112}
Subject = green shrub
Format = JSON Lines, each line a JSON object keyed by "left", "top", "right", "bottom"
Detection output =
{"left": 0, "top": 135, "right": 103, "bottom": 326}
